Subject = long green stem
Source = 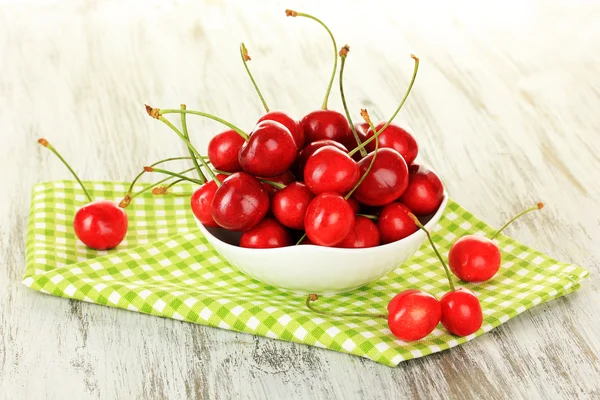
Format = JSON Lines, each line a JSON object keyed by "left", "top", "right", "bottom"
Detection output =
{"left": 157, "top": 108, "right": 249, "bottom": 141}
{"left": 240, "top": 43, "right": 270, "bottom": 113}
{"left": 306, "top": 294, "right": 386, "bottom": 319}
{"left": 120, "top": 167, "right": 196, "bottom": 207}
{"left": 38, "top": 139, "right": 93, "bottom": 202}
{"left": 348, "top": 55, "right": 420, "bottom": 157}
{"left": 339, "top": 46, "right": 366, "bottom": 157}
{"left": 409, "top": 214, "right": 455, "bottom": 292}
{"left": 145, "top": 167, "right": 205, "bottom": 185}
{"left": 295, "top": 233, "right": 307, "bottom": 245}
{"left": 491, "top": 203, "right": 544, "bottom": 239}
{"left": 213, "top": 169, "right": 286, "bottom": 189}
{"left": 181, "top": 104, "right": 206, "bottom": 182}
{"left": 286, "top": 9, "right": 337, "bottom": 110}
{"left": 345, "top": 110, "right": 378, "bottom": 199}
{"left": 356, "top": 214, "right": 378, "bottom": 220}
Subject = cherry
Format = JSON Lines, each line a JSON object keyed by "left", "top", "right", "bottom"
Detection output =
{"left": 354, "top": 122, "right": 370, "bottom": 137}
{"left": 207, "top": 130, "right": 246, "bottom": 172}
{"left": 387, "top": 290, "right": 442, "bottom": 341}
{"left": 440, "top": 288, "right": 483, "bottom": 336}
{"left": 347, "top": 197, "right": 360, "bottom": 214}
{"left": 240, "top": 217, "right": 293, "bottom": 249}
{"left": 400, "top": 165, "right": 444, "bottom": 215}
{"left": 38, "top": 138, "right": 128, "bottom": 250}
{"left": 271, "top": 182, "right": 314, "bottom": 230}
{"left": 239, "top": 120, "right": 297, "bottom": 178}
{"left": 364, "top": 123, "right": 418, "bottom": 165}
{"left": 293, "top": 139, "right": 348, "bottom": 179}
{"left": 303, "top": 146, "right": 360, "bottom": 195}
{"left": 301, "top": 110, "right": 353, "bottom": 148}
{"left": 190, "top": 174, "right": 228, "bottom": 228}
{"left": 211, "top": 172, "right": 270, "bottom": 232}
{"left": 448, "top": 203, "right": 543, "bottom": 282}
{"left": 304, "top": 193, "right": 355, "bottom": 246}
{"left": 260, "top": 171, "right": 296, "bottom": 196}
{"left": 336, "top": 216, "right": 380, "bottom": 248}
{"left": 377, "top": 203, "right": 418, "bottom": 244}
{"left": 352, "top": 148, "right": 409, "bottom": 206}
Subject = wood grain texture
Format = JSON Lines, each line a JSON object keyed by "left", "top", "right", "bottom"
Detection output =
{"left": 1, "top": 0, "right": 599, "bottom": 398}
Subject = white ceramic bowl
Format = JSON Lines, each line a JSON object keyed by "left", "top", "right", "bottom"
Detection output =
{"left": 194, "top": 191, "right": 448, "bottom": 294}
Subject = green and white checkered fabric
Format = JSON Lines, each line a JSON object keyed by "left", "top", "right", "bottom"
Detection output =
{"left": 23, "top": 180, "right": 589, "bottom": 367}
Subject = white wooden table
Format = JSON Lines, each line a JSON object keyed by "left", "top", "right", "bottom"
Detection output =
{"left": 1, "top": 1, "right": 599, "bottom": 398}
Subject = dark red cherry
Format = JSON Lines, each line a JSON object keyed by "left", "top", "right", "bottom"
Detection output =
{"left": 336, "top": 216, "right": 380, "bottom": 248}
{"left": 74, "top": 200, "right": 128, "bottom": 250}
{"left": 240, "top": 217, "right": 293, "bottom": 249}
{"left": 207, "top": 130, "right": 246, "bottom": 172}
{"left": 260, "top": 171, "right": 296, "bottom": 196}
{"left": 352, "top": 148, "right": 409, "bottom": 206}
{"left": 377, "top": 203, "right": 418, "bottom": 244}
{"left": 400, "top": 165, "right": 444, "bottom": 215}
{"left": 190, "top": 174, "right": 228, "bottom": 228}
{"left": 348, "top": 126, "right": 369, "bottom": 161}
{"left": 239, "top": 120, "right": 297, "bottom": 177}
{"left": 258, "top": 110, "right": 304, "bottom": 149}
{"left": 271, "top": 182, "right": 315, "bottom": 230}
{"left": 301, "top": 110, "right": 353, "bottom": 148}
{"left": 293, "top": 139, "right": 348, "bottom": 179}
{"left": 347, "top": 197, "right": 360, "bottom": 214}
{"left": 211, "top": 172, "right": 270, "bottom": 232}
{"left": 303, "top": 146, "right": 360, "bottom": 195}
{"left": 365, "top": 123, "right": 418, "bottom": 165}
{"left": 304, "top": 193, "right": 355, "bottom": 247}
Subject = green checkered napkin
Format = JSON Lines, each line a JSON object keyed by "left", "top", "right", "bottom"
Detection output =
{"left": 23, "top": 180, "right": 589, "bottom": 367}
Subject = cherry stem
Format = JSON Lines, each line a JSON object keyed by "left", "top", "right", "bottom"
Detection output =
{"left": 295, "top": 233, "right": 307, "bottom": 245}
{"left": 37, "top": 138, "right": 93, "bottom": 202}
{"left": 491, "top": 202, "right": 544, "bottom": 240}
{"left": 286, "top": 9, "right": 337, "bottom": 110}
{"left": 357, "top": 214, "right": 378, "bottom": 220}
{"left": 306, "top": 294, "right": 387, "bottom": 319}
{"left": 339, "top": 45, "right": 367, "bottom": 157}
{"left": 120, "top": 167, "right": 196, "bottom": 207}
{"left": 156, "top": 107, "right": 249, "bottom": 141}
{"left": 144, "top": 166, "right": 205, "bottom": 185}
{"left": 409, "top": 213, "right": 456, "bottom": 292}
{"left": 240, "top": 43, "right": 270, "bottom": 113}
{"left": 181, "top": 104, "right": 207, "bottom": 182}
{"left": 347, "top": 54, "right": 420, "bottom": 157}
{"left": 213, "top": 169, "right": 286, "bottom": 189}
{"left": 345, "top": 109, "right": 379, "bottom": 199}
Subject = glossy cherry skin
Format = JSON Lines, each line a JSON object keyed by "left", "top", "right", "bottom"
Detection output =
{"left": 304, "top": 146, "right": 360, "bottom": 195}
{"left": 304, "top": 193, "right": 355, "bottom": 247}
{"left": 336, "top": 216, "right": 380, "bottom": 248}
{"left": 347, "top": 198, "right": 360, "bottom": 214}
{"left": 190, "top": 174, "right": 228, "bottom": 228}
{"left": 207, "top": 130, "right": 246, "bottom": 172}
{"left": 260, "top": 171, "right": 296, "bottom": 197}
{"left": 387, "top": 290, "right": 442, "bottom": 342}
{"left": 377, "top": 203, "right": 418, "bottom": 244}
{"left": 301, "top": 109, "right": 353, "bottom": 148}
{"left": 293, "top": 139, "right": 348, "bottom": 179}
{"left": 73, "top": 200, "right": 128, "bottom": 250}
{"left": 365, "top": 123, "right": 418, "bottom": 165}
{"left": 239, "top": 120, "right": 297, "bottom": 177}
{"left": 440, "top": 288, "right": 483, "bottom": 336}
{"left": 271, "top": 182, "right": 315, "bottom": 230}
{"left": 211, "top": 172, "right": 270, "bottom": 232}
{"left": 240, "top": 217, "right": 292, "bottom": 249}
{"left": 258, "top": 110, "right": 304, "bottom": 149}
{"left": 352, "top": 148, "right": 409, "bottom": 206}
{"left": 400, "top": 165, "right": 444, "bottom": 215}
{"left": 448, "top": 235, "right": 501, "bottom": 282}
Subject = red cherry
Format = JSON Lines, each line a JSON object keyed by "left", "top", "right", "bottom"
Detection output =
{"left": 271, "top": 182, "right": 315, "bottom": 230}
{"left": 400, "top": 165, "right": 444, "bottom": 215}
{"left": 354, "top": 122, "right": 370, "bottom": 137}
{"left": 352, "top": 148, "right": 409, "bottom": 206}
{"left": 293, "top": 139, "right": 348, "bottom": 178}
{"left": 240, "top": 217, "right": 292, "bottom": 249}
{"left": 303, "top": 146, "right": 360, "bottom": 195}
{"left": 74, "top": 200, "right": 128, "bottom": 250}
{"left": 348, "top": 126, "right": 369, "bottom": 161}
{"left": 364, "top": 123, "right": 418, "bottom": 165}
{"left": 336, "top": 216, "right": 380, "bottom": 248}
{"left": 347, "top": 197, "right": 360, "bottom": 214}
{"left": 190, "top": 174, "right": 228, "bottom": 228}
{"left": 207, "top": 130, "right": 246, "bottom": 172}
{"left": 301, "top": 110, "right": 353, "bottom": 148}
{"left": 239, "top": 120, "right": 297, "bottom": 177}
{"left": 440, "top": 288, "right": 483, "bottom": 336}
{"left": 377, "top": 203, "right": 418, "bottom": 244}
{"left": 304, "top": 193, "right": 355, "bottom": 247}
{"left": 258, "top": 111, "right": 304, "bottom": 149}
{"left": 260, "top": 171, "right": 296, "bottom": 196}
{"left": 211, "top": 172, "right": 269, "bottom": 232}
{"left": 448, "top": 235, "right": 501, "bottom": 282}
{"left": 387, "top": 290, "right": 442, "bottom": 341}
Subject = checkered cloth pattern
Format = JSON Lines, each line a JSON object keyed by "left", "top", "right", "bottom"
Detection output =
{"left": 23, "top": 180, "right": 589, "bottom": 367}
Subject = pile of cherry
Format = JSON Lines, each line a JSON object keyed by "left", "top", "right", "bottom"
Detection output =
{"left": 37, "top": 10, "right": 544, "bottom": 342}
